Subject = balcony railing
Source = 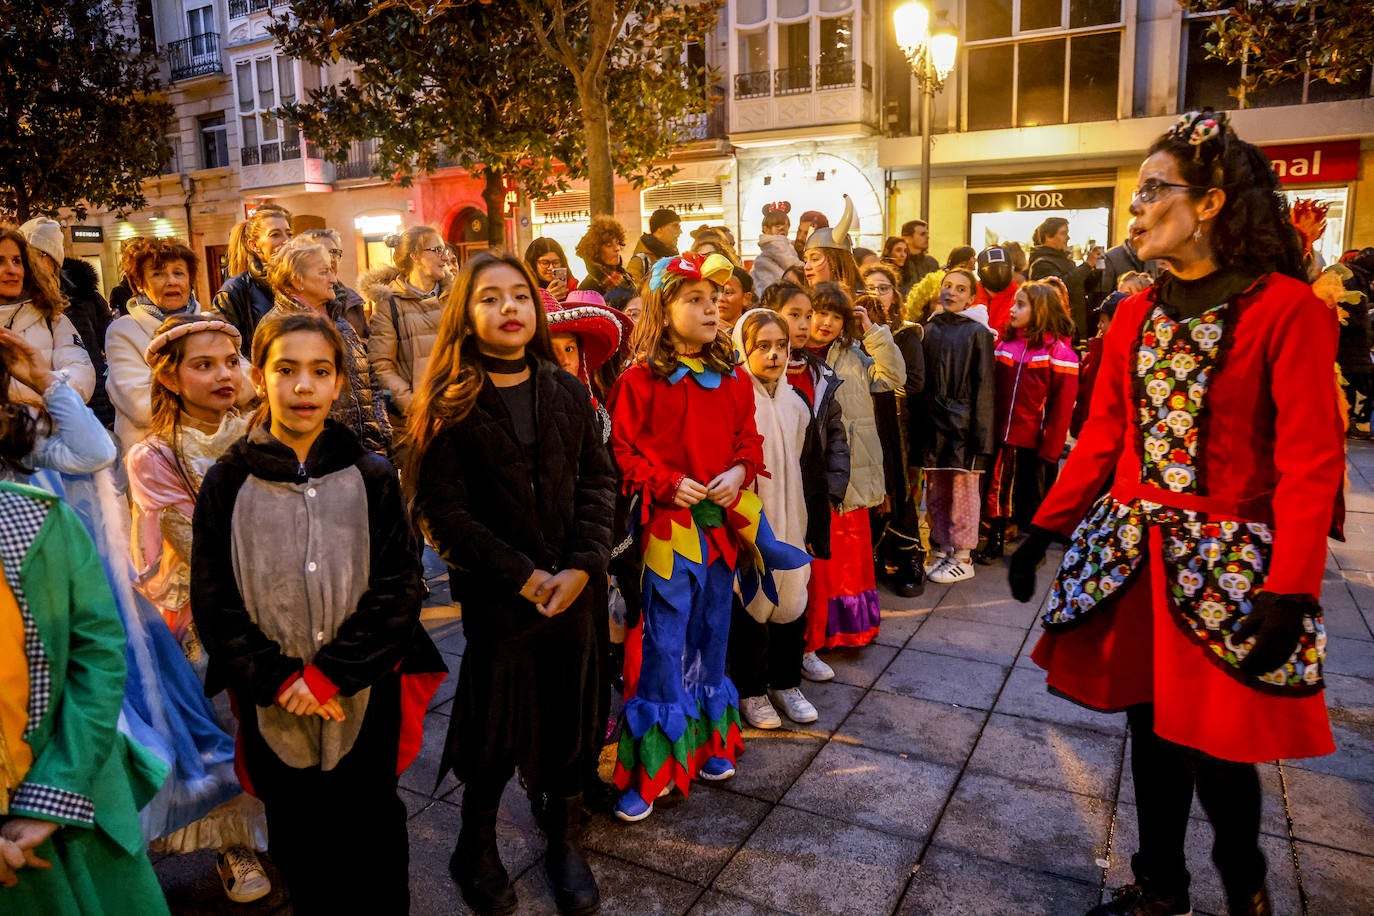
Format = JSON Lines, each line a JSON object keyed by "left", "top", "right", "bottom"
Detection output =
{"left": 240, "top": 134, "right": 315, "bottom": 168}
{"left": 734, "top": 70, "right": 771, "bottom": 99}
{"left": 817, "top": 58, "right": 855, "bottom": 90}
{"left": 167, "top": 33, "right": 223, "bottom": 81}
{"left": 775, "top": 65, "right": 811, "bottom": 95}
{"left": 240, "top": 145, "right": 259, "bottom": 166}
{"left": 669, "top": 90, "right": 726, "bottom": 142}
{"left": 228, "top": 0, "right": 286, "bottom": 18}
{"left": 335, "top": 139, "right": 382, "bottom": 179}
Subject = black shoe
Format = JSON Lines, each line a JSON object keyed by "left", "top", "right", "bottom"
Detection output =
{"left": 540, "top": 794, "right": 600, "bottom": 915}
{"left": 1086, "top": 884, "right": 1192, "bottom": 916}
{"left": 891, "top": 546, "right": 925, "bottom": 597}
{"left": 974, "top": 519, "right": 1006, "bottom": 566}
{"left": 450, "top": 827, "right": 517, "bottom": 915}
{"left": 1226, "top": 885, "right": 1272, "bottom": 916}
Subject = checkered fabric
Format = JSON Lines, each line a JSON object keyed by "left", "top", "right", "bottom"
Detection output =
{"left": 0, "top": 489, "right": 53, "bottom": 739}
{"left": 10, "top": 780, "right": 94, "bottom": 826}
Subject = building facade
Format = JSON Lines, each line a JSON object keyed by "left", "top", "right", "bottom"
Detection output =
{"left": 64, "top": 0, "right": 1374, "bottom": 302}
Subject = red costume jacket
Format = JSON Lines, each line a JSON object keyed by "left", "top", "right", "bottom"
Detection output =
{"left": 993, "top": 332, "right": 1079, "bottom": 461}
{"left": 977, "top": 281, "right": 1019, "bottom": 339}
{"left": 608, "top": 361, "right": 765, "bottom": 566}
{"left": 1034, "top": 273, "right": 1344, "bottom": 599}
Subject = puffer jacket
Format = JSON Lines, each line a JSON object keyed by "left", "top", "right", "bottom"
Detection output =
{"left": 750, "top": 233, "right": 801, "bottom": 297}
{"left": 0, "top": 298, "right": 96, "bottom": 407}
{"left": 362, "top": 265, "right": 449, "bottom": 420}
{"left": 211, "top": 259, "right": 275, "bottom": 354}
{"left": 104, "top": 294, "right": 203, "bottom": 450}
{"left": 263, "top": 294, "right": 393, "bottom": 458}
{"left": 793, "top": 354, "right": 850, "bottom": 559}
{"left": 993, "top": 332, "right": 1079, "bottom": 461}
{"left": 819, "top": 323, "right": 904, "bottom": 512}
{"left": 915, "top": 309, "right": 995, "bottom": 471}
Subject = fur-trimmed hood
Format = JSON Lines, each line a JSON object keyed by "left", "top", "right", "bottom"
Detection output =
{"left": 359, "top": 264, "right": 402, "bottom": 305}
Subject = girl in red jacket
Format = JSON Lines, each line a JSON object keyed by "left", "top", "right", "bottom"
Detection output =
{"left": 977, "top": 282, "right": 1079, "bottom": 563}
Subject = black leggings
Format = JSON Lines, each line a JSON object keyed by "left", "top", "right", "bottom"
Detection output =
{"left": 1125, "top": 704, "right": 1266, "bottom": 901}
{"left": 727, "top": 594, "right": 806, "bottom": 697}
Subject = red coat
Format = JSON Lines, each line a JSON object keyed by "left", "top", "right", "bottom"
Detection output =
{"left": 608, "top": 361, "right": 765, "bottom": 565}
{"left": 1031, "top": 273, "right": 1344, "bottom": 761}
{"left": 1035, "top": 273, "right": 1343, "bottom": 598}
{"left": 992, "top": 333, "right": 1079, "bottom": 460}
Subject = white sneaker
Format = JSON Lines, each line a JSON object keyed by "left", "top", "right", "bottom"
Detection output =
{"left": 768, "top": 687, "right": 819, "bottom": 724}
{"left": 929, "top": 558, "right": 975, "bottom": 584}
{"left": 218, "top": 846, "right": 271, "bottom": 904}
{"left": 923, "top": 550, "right": 949, "bottom": 574}
{"left": 741, "top": 694, "right": 782, "bottom": 729}
{"left": 800, "top": 651, "right": 835, "bottom": 682}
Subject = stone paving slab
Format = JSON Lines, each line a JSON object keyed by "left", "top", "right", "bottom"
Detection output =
{"left": 781, "top": 741, "right": 959, "bottom": 842}
{"left": 158, "top": 447, "right": 1374, "bottom": 915}
{"left": 896, "top": 845, "right": 1101, "bottom": 915}
{"left": 930, "top": 771, "right": 1112, "bottom": 885}
{"left": 711, "top": 805, "right": 922, "bottom": 916}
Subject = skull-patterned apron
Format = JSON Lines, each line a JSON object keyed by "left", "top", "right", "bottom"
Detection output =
{"left": 1043, "top": 303, "right": 1325, "bottom": 695}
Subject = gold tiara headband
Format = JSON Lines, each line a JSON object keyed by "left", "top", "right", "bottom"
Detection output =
{"left": 144, "top": 318, "right": 242, "bottom": 366}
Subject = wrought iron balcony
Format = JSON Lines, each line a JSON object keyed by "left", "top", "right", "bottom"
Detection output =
{"left": 734, "top": 70, "right": 771, "bottom": 99}
{"left": 229, "top": 0, "right": 284, "bottom": 18}
{"left": 240, "top": 145, "right": 260, "bottom": 166}
{"left": 335, "top": 139, "right": 382, "bottom": 179}
{"left": 167, "top": 33, "right": 223, "bottom": 81}
{"left": 816, "top": 58, "right": 856, "bottom": 90}
{"left": 775, "top": 65, "right": 811, "bottom": 95}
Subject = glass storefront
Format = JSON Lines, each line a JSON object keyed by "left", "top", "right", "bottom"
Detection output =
{"left": 967, "top": 187, "right": 1114, "bottom": 260}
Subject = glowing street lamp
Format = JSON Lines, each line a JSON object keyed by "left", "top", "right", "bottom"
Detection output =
{"left": 893, "top": 1, "right": 957, "bottom": 223}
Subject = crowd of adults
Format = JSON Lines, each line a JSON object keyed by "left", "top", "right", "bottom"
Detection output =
{"left": 0, "top": 108, "right": 1369, "bottom": 916}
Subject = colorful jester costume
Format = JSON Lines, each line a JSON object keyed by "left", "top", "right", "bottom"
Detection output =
{"left": 607, "top": 253, "right": 809, "bottom": 805}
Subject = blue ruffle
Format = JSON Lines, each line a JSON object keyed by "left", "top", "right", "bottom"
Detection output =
{"left": 686, "top": 678, "right": 739, "bottom": 726}
{"left": 622, "top": 696, "right": 692, "bottom": 744}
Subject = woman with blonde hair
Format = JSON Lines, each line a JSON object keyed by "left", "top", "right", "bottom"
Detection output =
{"left": 212, "top": 204, "right": 293, "bottom": 349}
{"left": 261, "top": 236, "right": 391, "bottom": 455}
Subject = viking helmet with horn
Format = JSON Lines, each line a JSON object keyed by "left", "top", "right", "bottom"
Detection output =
{"left": 804, "top": 194, "right": 855, "bottom": 253}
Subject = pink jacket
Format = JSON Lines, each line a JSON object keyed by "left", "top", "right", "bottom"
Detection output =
{"left": 992, "top": 333, "right": 1079, "bottom": 460}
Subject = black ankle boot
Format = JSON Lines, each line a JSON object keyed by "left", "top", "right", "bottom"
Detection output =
{"left": 892, "top": 545, "right": 925, "bottom": 597}
{"left": 540, "top": 794, "right": 600, "bottom": 915}
{"left": 450, "top": 817, "right": 517, "bottom": 915}
{"left": 974, "top": 518, "right": 1006, "bottom": 565}
{"left": 1226, "top": 884, "right": 1272, "bottom": 916}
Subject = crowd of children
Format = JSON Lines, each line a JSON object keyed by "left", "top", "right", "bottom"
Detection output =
{"left": 1, "top": 108, "right": 1362, "bottom": 916}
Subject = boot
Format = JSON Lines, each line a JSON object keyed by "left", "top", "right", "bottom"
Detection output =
{"left": 974, "top": 518, "right": 1006, "bottom": 566}
{"left": 540, "top": 793, "right": 600, "bottom": 915}
{"left": 450, "top": 811, "right": 517, "bottom": 915}
{"left": 883, "top": 526, "right": 925, "bottom": 598}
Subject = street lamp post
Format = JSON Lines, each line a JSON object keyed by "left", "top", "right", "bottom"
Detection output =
{"left": 893, "top": 2, "right": 957, "bottom": 224}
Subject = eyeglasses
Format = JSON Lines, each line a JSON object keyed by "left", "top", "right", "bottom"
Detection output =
{"left": 327, "top": 248, "right": 345, "bottom": 259}
{"left": 420, "top": 246, "right": 447, "bottom": 256}
{"left": 865, "top": 284, "right": 894, "bottom": 295}
{"left": 1132, "top": 178, "right": 1207, "bottom": 204}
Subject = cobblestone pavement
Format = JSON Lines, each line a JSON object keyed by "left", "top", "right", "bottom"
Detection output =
{"left": 156, "top": 442, "right": 1374, "bottom": 915}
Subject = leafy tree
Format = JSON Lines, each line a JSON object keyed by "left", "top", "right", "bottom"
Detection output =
{"left": 1181, "top": 0, "right": 1374, "bottom": 103}
{"left": 274, "top": 0, "right": 721, "bottom": 239}
{"left": 515, "top": 0, "right": 723, "bottom": 216}
{"left": 272, "top": 1, "right": 582, "bottom": 247}
{"left": 0, "top": 0, "right": 174, "bottom": 222}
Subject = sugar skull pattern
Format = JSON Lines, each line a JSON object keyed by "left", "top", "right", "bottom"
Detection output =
{"left": 1136, "top": 306, "right": 1225, "bottom": 493}
{"left": 1046, "top": 495, "right": 1325, "bottom": 695}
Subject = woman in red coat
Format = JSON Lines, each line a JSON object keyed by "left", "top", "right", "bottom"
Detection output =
{"left": 1009, "top": 110, "right": 1345, "bottom": 916}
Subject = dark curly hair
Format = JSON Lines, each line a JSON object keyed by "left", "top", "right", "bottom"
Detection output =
{"left": 1145, "top": 110, "right": 1304, "bottom": 280}
{"left": 575, "top": 216, "right": 627, "bottom": 267}
{"left": 810, "top": 281, "right": 861, "bottom": 347}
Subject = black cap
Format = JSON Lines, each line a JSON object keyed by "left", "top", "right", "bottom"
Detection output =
{"left": 649, "top": 208, "right": 680, "bottom": 233}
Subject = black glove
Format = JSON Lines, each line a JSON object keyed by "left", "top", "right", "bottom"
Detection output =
{"left": 1008, "top": 527, "right": 1055, "bottom": 603}
{"left": 1234, "top": 592, "right": 1314, "bottom": 676}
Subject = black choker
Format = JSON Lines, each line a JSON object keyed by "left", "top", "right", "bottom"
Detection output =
{"left": 480, "top": 353, "right": 528, "bottom": 374}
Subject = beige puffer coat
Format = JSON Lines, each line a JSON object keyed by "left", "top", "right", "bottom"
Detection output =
{"left": 363, "top": 266, "right": 448, "bottom": 419}
{"left": 824, "top": 323, "right": 905, "bottom": 513}
{"left": 0, "top": 299, "right": 96, "bottom": 406}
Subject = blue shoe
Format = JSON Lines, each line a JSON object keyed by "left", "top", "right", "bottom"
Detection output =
{"left": 613, "top": 790, "right": 653, "bottom": 823}
{"left": 697, "top": 756, "right": 736, "bottom": 781}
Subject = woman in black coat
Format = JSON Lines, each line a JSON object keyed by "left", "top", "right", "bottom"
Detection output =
{"left": 407, "top": 252, "right": 616, "bottom": 916}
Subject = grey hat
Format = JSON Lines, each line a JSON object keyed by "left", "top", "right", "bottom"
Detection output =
{"left": 803, "top": 195, "right": 855, "bottom": 253}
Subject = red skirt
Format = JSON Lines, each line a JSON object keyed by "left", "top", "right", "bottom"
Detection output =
{"left": 1031, "top": 528, "right": 1334, "bottom": 762}
{"left": 804, "top": 508, "right": 881, "bottom": 651}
